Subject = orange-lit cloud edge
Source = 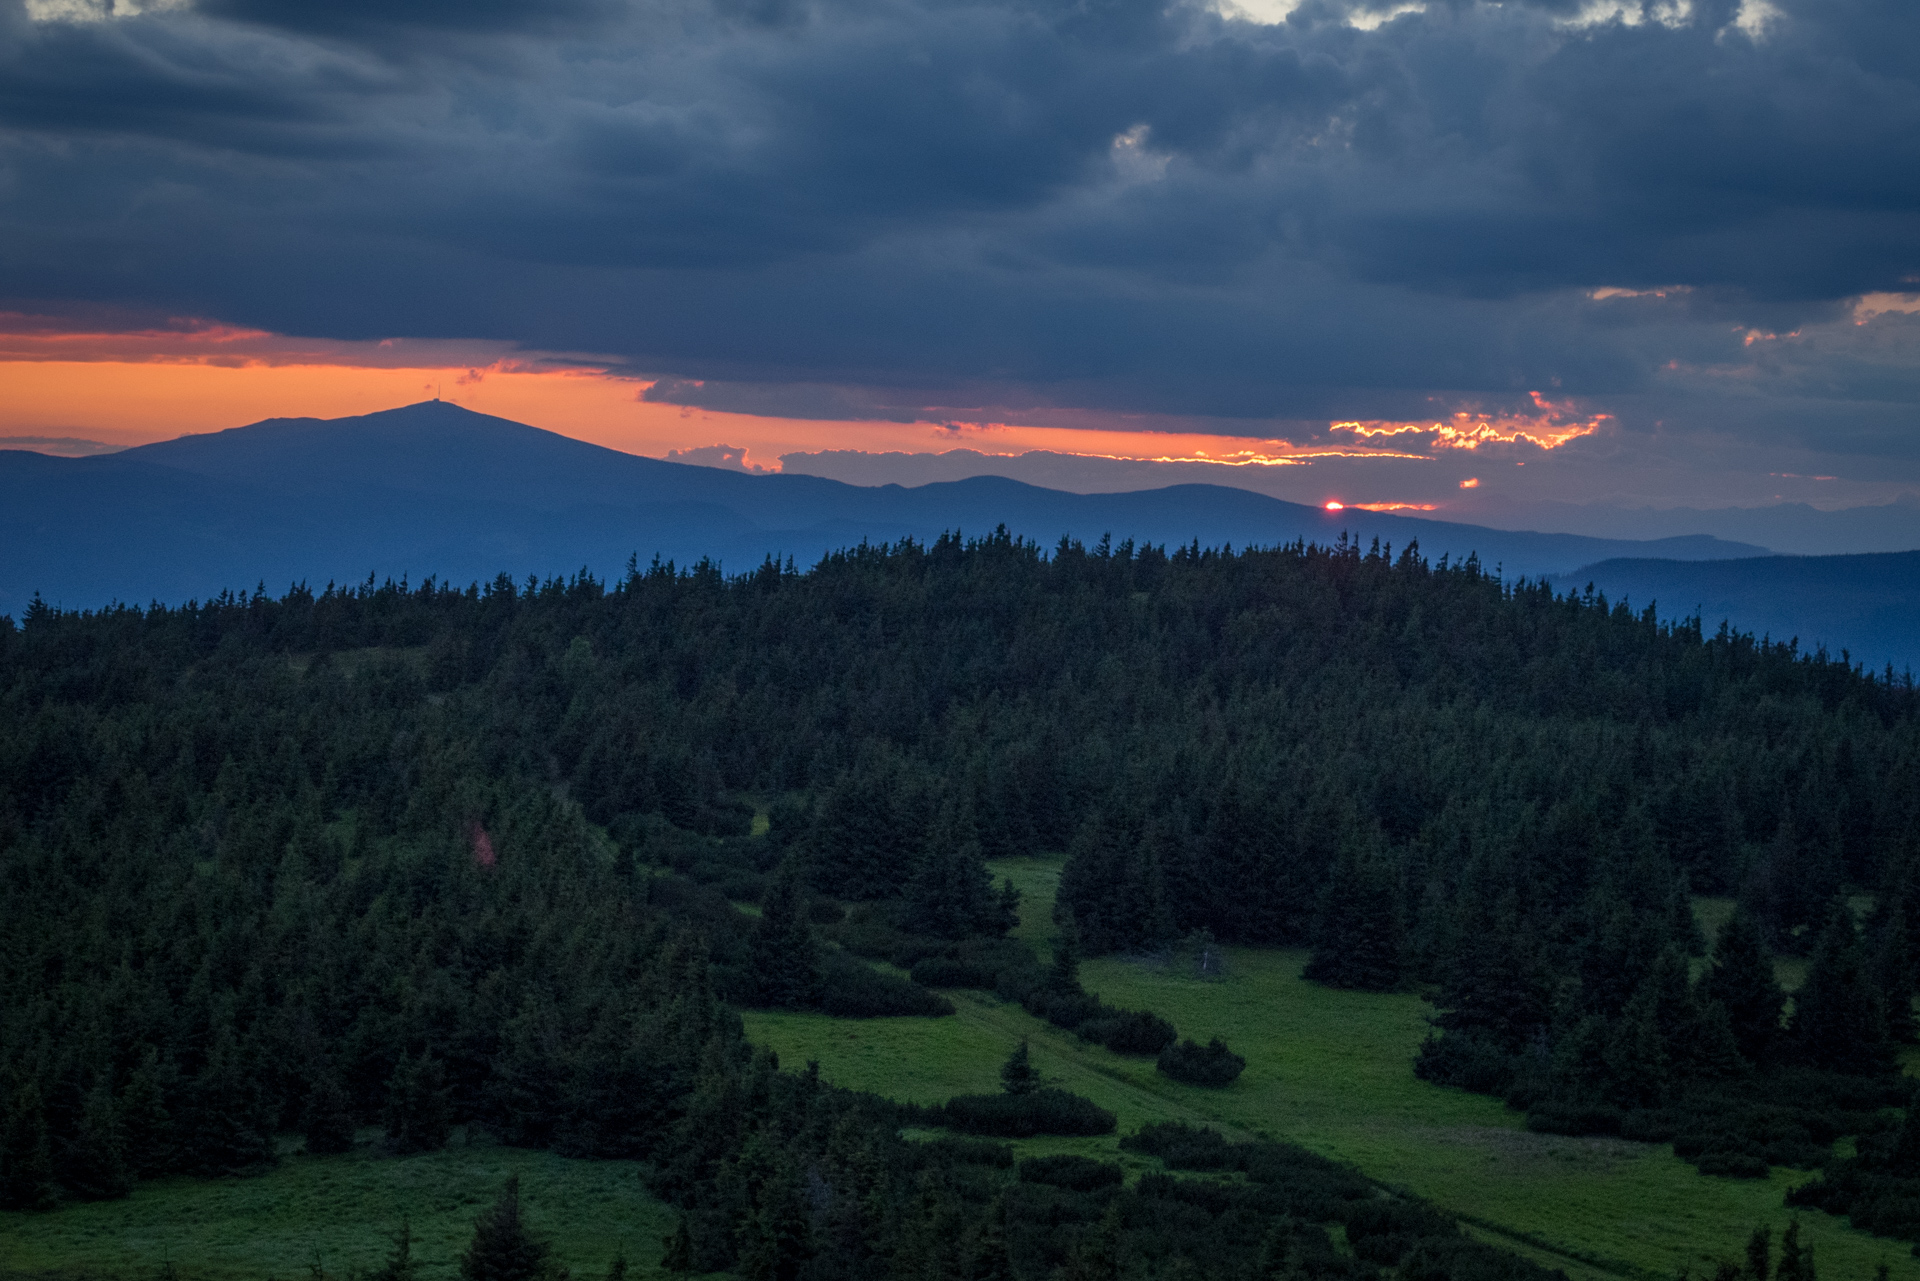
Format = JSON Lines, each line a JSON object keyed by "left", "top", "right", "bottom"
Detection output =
{"left": 0, "top": 315, "right": 1607, "bottom": 508}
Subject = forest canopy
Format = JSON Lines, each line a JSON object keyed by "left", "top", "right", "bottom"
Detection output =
{"left": 4, "top": 529, "right": 1918, "bottom": 1265}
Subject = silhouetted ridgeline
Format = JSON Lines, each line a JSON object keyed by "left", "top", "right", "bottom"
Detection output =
{"left": 5, "top": 531, "right": 1920, "bottom": 1264}
{"left": 1554, "top": 550, "right": 1920, "bottom": 676}
{"left": 0, "top": 399, "right": 1769, "bottom": 618}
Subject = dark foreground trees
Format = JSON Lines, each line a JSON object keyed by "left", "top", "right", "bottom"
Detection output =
{"left": 4, "top": 527, "right": 1918, "bottom": 1227}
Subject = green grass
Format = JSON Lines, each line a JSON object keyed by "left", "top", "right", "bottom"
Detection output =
{"left": 742, "top": 859, "right": 1920, "bottom": 1281}
{"left": 0, "top": 1138, "right": 700, "bottom": 1281}
{"left": 12, "top": 861, "right": 1911, "bottom": 1281}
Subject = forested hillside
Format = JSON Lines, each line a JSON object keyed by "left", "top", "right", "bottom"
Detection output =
{"left": 5, "top": 529, "right": 1920, "bottom": 1271}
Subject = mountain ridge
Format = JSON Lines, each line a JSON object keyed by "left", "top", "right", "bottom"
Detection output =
{"left": 1552, "top": 550, "right": 1920, "bottom": 675}
{"left": 5, "top": 400, "right": 1772, "bottom": 619}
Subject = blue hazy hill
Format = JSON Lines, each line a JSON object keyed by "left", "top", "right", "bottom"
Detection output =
{"left": 3, "top": 400, "right": 1771, "bottom": 617}
{"left": 1554, "top": 552, "right": 1920, "bottom": 676}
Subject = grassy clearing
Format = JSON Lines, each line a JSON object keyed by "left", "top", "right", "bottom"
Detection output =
{"left": 0, "top": 1138, "right": 700, "bottom": 1281}
{"left": 742, "top": 859, "right": 1920, "bottom": 1281}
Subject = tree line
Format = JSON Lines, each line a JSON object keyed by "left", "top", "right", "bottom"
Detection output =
{"left": 4, "top": 528, "right": 1919, "bottom": 1255}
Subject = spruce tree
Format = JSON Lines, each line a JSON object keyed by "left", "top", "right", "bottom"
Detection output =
{"left": 1791, "top": 906, "right": 1891, "bottom": 1076}
{"left": 1431, "top": 889, "right": 1552, "bottom": 1052}
{"left": 384, "top": 1054, "right": 453, "bottom": 1154}
{"left": 660, "top": 1218, "right": 694, "bottom": 1273}
{"left": 1775, "top": 1221, "right": 1814, "bottom": 1281}
{"left": 59, "top": 1084, "right": 132, "bottom": 1201}
{"left": 1048, "top": 920, "right": 1083, "bottom": 994}
{"left": 304, "top": 1071, "right": 358, "bottom": 1155}
{"left": 1888, "top": 1109, "right": 1920, "bottom": 1177}
{"left": 1744, "top": 1226, "right": 1770, "bottom": 1281}
{"left": 968, "top": 1195, "right": 1015, "bottom": 1281}
{"left": 1603, "top": 983, "right": 1672, "bottom": 1108}
{"left": 1705, "top": 907, "right": 1786, "bottom": 1067}
{"left": 750, "top": 867, "right": 821, "bottom": 1010}
{"left": 1254, "top": 1218, "right": 1298, "bottom": 1281}
{"left": 902, "top": 797, "right": 1007, "bottom": 940}
{"left": 370, "top": 1220, "right": 417, "bottom": 1281}
{"left": 0, "top": 1081, "right": 57, "bottom": 1211}
{"left": 1685, "top": 1000, "right": 1748, "bottom": 1081}
{"left": 1000, "top": 1040, "right": 1038, "bottom": 1096}
{"left": 117, "top": 1056, "right": 173, "bottom": 1178}
{"left": 181, "top": 1028, "right": 275, "bottom": 1175}
{"left": 1059, "top": 1199, "right": 1122, "bottom": 1281}
{"left": 736, "top": 1167, "right": 814, "bottom": 1281}
{"left": 460, "top": 1176, "right": 550, "bottom": 1281}
{"left": 1871, "top": 900, "right": 1917, "bottom": 1044}
{"left": 1302, "top": 843, "right": 1404, "bottom": 992}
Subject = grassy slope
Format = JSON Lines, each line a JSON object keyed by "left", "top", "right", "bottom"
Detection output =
{"left": 0, "top": 1139, "right": 702, "bottom": 1281}
{"left": 744, "top": 859, "right": 1918, "bottom": 1281}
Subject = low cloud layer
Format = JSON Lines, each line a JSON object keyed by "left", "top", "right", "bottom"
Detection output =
{"left": 1, "top": 0, "right": 1916, "bottom": 495}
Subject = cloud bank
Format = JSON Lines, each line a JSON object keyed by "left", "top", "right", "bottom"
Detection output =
{"left": 1, "top": 0, "right": 1916, "bottom": 494}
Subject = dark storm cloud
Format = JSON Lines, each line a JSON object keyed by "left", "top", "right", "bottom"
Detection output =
{"left": 1, "top": 0, "right": 1917, "bottom": 447}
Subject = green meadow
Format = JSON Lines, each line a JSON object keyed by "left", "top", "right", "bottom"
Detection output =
{"left": 7, "top": 855, "right": 1912, "bottom": 1281}
{"left": 0, "top": 1141, "right": 699, "bottom": 1281}
{"left": 747, "top": 859, "right": 1918, "bottom": 1281}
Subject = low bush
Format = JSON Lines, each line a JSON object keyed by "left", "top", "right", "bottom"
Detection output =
{"left": 1157, "top": 1038, "right": 1246, "bottom": 1087}
{"left": 1018, "top": 1154, "right": 1124, "bottom": 1191}
{"left": 1121, "top": 1122, "right": 1237, "bottom": 1169}
{"left": 1081, "top": 1009, "right": 1178, "bottom": 1055}
{"left": 818, "top": 952, "right": 954, "bottom": 1018}
{"left": 831, "top": 904, "right": 910, "bottom": 959}
{"left": 1034, "top": 990, "right": 1106, "bottom": 1030}
{"left": 943, "top": 1088, "right": 1117, "bottom": 1138}
{"left": 1693, "top": 1151, "right": 1770, "bottom": 1179}
{"left": 910, "top": 955, "right": 1000, "bottom": 988}
{"left": 1525, "top": 1102, "right": 1623, "bottom": 1137}
{"left": 1343, "top": 1198, "right": 1459, "bottom": 1262}
{"left": 1412, "top": 1032, "right": 1516, "bottom": 1096}
{"left": 914, "top": 1136, "right": 1015, "bottom": 1168}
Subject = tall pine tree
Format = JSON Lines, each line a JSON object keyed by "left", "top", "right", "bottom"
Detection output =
{"left": 750, "top": 867, "right": 822, "bottom": 1010}
{"left": 1302, "top": 841, "right": 1405, "bottom": 992}
{"left": 1791, "top": 906, "right": 1892, "bottom": 1076}
{"left": 460, "top": 1176, "right": 550, "bottom": 1281}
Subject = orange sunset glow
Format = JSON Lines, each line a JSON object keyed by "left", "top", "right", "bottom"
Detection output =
{"left": 0, "top": 316, "right": 1500, "bottom": 479}
{"left": 0, "top": 354, "right": 1444, "bottom": 469}
{"left": 1331, "top": 391, "right": 1608, "bottom": 453}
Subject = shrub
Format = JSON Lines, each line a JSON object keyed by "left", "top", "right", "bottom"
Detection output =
{"left": 1157, "top": 1038, "right": 1246, "bottom": 1088}
{"left": 910, "top": 955, "right": 999, "bottom": 988}
{"left": 1031, "top": 990, "right": 1105, "bottom": 1030}
{"left": 1082, "top": 1010, "right": 1177, "bottom": 1056}
{"left": 818, "top": 953, "right": 954, "bottom": 1018}
{"left": 943, "top": 1089, "right": 1116, "bottom": 1138}
{"left": 717, "top": 871, "right": 767, "bottom": 902}
{"left": 1412, "top": 1033, "right": 1516, "bottom": 1095}
{"left": 831, "top": 904, "right": 909, "bottom": 959}
{"left": 1120, "top": 1122, "right": 1236, "bottom": 1169}
{"left": 1694, "top": 1151, "right": 1770, "bottom": 1179}
{"left": 1524, "top": 1102, "right": 1622, "bottom": 1136}
{"left": 1336, "top": 1198, "right": 1451, "bottom": 1244}
{"left": 916, "top": 1136, "right": 1015, "bottom": 1168}
{"left": 1018, "top": 1154, "right": 1124, "bottom": 1191}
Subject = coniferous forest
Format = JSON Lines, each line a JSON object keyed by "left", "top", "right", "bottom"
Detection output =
{"left": 6, "top": 529, "right": 1920, "bottom": 1275}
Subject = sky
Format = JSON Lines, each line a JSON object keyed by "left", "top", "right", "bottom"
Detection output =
{"left": 2, "top": 0, "right": 1917, "bottom": 531}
